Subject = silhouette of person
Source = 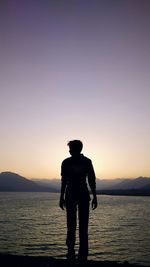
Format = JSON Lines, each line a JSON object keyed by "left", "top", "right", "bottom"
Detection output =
{"left": 59, "top": 140, "right": 97, "bottom": 261}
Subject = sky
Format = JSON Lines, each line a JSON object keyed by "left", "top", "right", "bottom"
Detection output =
{"left": 0, "top": 0, "right": 150, "bottom": 179}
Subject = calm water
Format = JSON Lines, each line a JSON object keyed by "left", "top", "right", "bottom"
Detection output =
{"left": 0, "top": 193, "right": 150, "bottom": 266}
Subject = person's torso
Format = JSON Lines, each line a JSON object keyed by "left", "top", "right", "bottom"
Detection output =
{"left": 63, "top": 155, "right": 90, "bottom": 184}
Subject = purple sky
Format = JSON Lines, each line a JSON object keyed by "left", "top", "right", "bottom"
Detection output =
{"left": 0, "top": 0, "right": 150, "bottom": 179}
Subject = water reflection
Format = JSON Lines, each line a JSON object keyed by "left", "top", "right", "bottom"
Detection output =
{"left": 0, "top": 193, "right": 150, "bottom": 266}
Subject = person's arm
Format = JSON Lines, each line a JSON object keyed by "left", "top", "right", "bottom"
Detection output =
{"left": 87, "top": 160, "right": 97, "bottom": 210}
{"left": 59, "top": 161, "right": 67, "bottom": 210}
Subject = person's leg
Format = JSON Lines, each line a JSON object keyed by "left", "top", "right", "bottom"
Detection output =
{"left": 78, "top": 199, "right": 89, "bottom": 260}
{"left": 66, "top": 202, "right": 77, "bottom": 259}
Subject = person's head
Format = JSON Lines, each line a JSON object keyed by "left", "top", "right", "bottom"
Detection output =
{"left": 67, "top": 140, "right": 83, "bottom": 156}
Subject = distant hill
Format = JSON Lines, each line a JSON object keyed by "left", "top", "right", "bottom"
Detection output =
{"left": 141, "top": 183, "right": 150, "bottom": 190}
{"left": 1, "top": 172, "right": 150, "bottom": 195}
{"left": 32, "top": 178, "right": 127, "bottom": 191}
{"left": 32, "top": 177, "right": 150, "bottom": 191}
{"left": 96, "top": 177, "right": 150, "bottom": 196}
{"left": 108, "top": 177, "right": 150, "bottom": 190}
{"left": 32, "top": 178, "right": 61, "bottom": 192}
{"left": 0, "top": 172, "right": 56, "bottom": 192}
{"left": 32, "top": 178, "right": 115, "bottom": 191}
{"left": 95, "top": 178, "right": 125, "bottom": 190}
{"left": 32, "top": 176, "right": 150, "bottom": 196}
{"left": 96, "top": 189, "right": 150, "bottom": 196}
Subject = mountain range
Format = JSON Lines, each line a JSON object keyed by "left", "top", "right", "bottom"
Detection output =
{"left": 33, "top": 176, "right": 150, "bottom": 191}
{"left": 0, "top": 172, "right": 150, "bottom": 195}
{"left": 0, "top": 172, "right": 56, "bottom": 192}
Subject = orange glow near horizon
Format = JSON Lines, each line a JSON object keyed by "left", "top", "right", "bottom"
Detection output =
{"left": 1, "top": 135, "right": 150, "bottom": 180}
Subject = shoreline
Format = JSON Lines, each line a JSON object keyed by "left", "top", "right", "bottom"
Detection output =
{"left": 0, "top": 254, "right": 147, "bottom": 267}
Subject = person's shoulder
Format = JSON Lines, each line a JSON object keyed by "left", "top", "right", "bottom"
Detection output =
{"left": 82, "top": 155, "right": 92, "bottom": 164}
{"left": 61, "top": 157, "right": 71, "bottom": 165}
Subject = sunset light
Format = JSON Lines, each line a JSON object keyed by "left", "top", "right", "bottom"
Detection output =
{"left": 0, "top": 1, "right": 150, "bottom": 180}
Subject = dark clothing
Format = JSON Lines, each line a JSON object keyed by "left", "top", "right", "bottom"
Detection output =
{"left": 61, "top": 154, "right": 96, "bottom": 257}
{"left": 66, "top": 196, "right": 89, "bottom": 258}
{"left": 61, "top": 154, "right": 96, "bottom": 197}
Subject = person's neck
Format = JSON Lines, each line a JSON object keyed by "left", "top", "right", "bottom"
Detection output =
{"left": 72, "top": 153, "right": 82, "bottom": 158}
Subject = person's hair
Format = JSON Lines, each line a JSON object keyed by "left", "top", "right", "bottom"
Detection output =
{"left": 67, "top": 140, "right": 83, "bottom": 153}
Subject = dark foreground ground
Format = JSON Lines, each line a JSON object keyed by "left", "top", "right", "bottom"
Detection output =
{"left": 0, "top": 254, "right": 148, "bottom": 267}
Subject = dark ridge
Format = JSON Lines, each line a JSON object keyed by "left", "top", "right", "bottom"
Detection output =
{"left": 97, "top": 189, "right": 150, "bottom": 196}
{"left": 0, "top": 172, "right": 55, "bottom": 192}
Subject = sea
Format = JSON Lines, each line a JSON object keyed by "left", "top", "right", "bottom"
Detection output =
{"left": 0, "top": 193, "right": 150, "bottom": 266}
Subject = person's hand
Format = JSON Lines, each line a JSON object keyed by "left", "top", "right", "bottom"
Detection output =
{"left": 59, "top": 197, "right": 66, "bottom": 210}
{"left": 91, "top": 196, "right": 97, "bottom": 210}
